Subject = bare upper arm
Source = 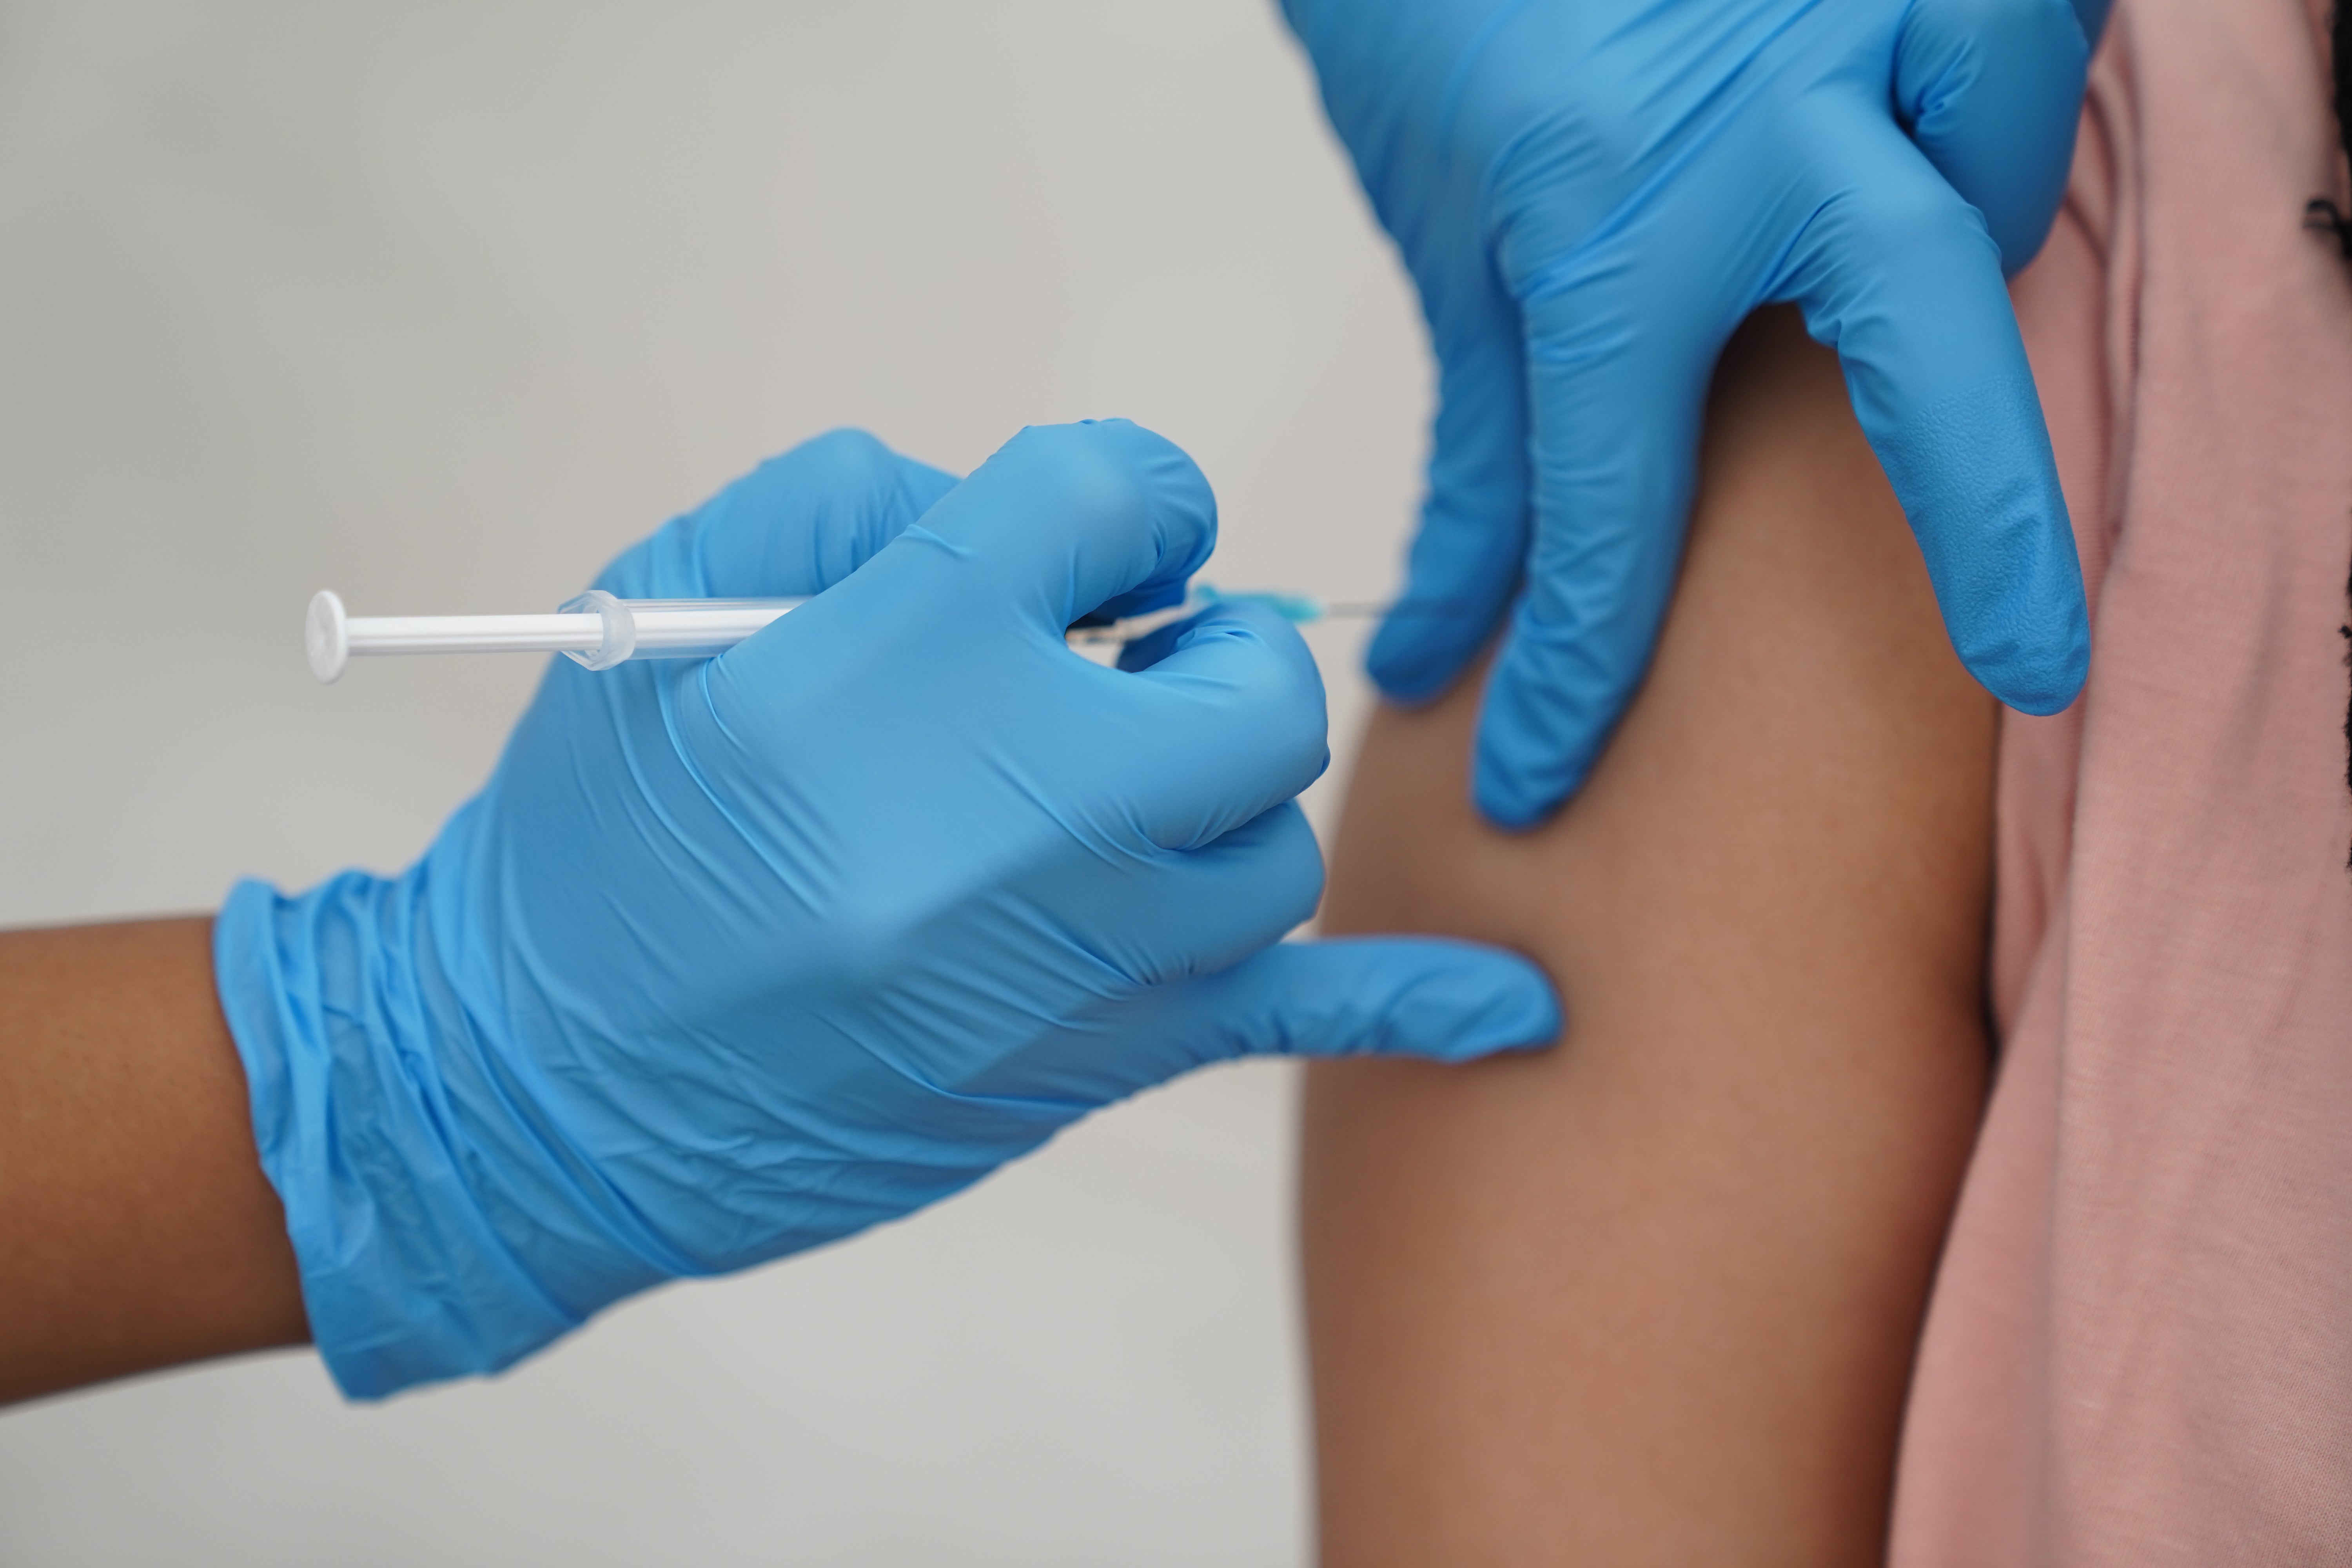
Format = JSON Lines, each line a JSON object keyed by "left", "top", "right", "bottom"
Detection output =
{"left": 1304, "top": 305, "right": 1996, "bottom": 1565}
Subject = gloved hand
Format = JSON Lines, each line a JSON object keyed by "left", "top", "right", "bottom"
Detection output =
{"left": 1285, "top": 0, "right": 2103, "bottom": 826}
{"left": 216, "top": 420, "right": 1559, "bottom": 1399}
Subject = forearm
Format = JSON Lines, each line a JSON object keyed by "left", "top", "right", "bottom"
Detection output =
{"left": 0, "top": 918, "right": 307, "bottom": 1405}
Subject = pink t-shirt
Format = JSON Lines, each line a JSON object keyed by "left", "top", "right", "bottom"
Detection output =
{"left": 1890, "top": 0, "right": 2352, "bottom": 1559}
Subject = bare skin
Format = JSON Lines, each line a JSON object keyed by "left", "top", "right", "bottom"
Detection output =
{"left": 0, "top": 917, "right": 309, "bottom": 1405}
{"left": 1305, "top": 307, "right": 1996, "bottom": 1565}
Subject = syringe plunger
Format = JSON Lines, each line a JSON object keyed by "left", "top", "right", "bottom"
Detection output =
{"left": 305, "top": 590, "right": 807, "bottom": 684}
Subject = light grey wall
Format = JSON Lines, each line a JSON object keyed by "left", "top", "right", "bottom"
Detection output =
{"left": 0, "top": 3, "right": 1430, "bottom": 1564}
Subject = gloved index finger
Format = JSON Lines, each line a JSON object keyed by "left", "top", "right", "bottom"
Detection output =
{"left": 1365, "top": 260, "right": 1535, "bottom": 707}
{"left": 596, "top": 428, "right": 960, "bottom": 601}
{"left": 1107, "top": 599, "right": 1333, "bottom": 853}
{"left": 862, "top": 419, "right": 1217, "bottom": 639}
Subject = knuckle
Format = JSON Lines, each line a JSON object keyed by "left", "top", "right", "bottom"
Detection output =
{"left": 1900, "top": 0, "right": 2086, "bottom": 115}
{"left": 1841, "top": 179, "right": 1981, "bottom": 262}
{"left": 1914, "top": 0, "right": 2018, "bottom": 32}
{"left": 989, "top": 420, "right": 1215, "bottom": 582}
{"left": 800, "top": 425, "right": 894, "bottom": 464}
{"left": 782, "top": 426, "right": 901, "bottom": 490}
{"left": 1000, "top": 420, "right": 1157, "bottom": 530}
{"left": 1919, "top": 0, "right": 2076, "bottom": 35}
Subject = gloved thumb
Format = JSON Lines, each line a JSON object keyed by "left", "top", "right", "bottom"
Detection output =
{"left": 1144, "top": 936, "right": 1560, "bottom": 1075}
{"left": 1366, "top": 286, "right": 1535, "bottom": 706}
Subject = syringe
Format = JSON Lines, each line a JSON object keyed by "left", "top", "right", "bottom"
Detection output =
{"left": 305, "top": 586, "right": 1377, "bottom": 683}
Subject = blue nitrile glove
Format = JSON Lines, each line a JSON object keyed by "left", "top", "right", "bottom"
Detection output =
{"left": 1284, "top": 0, "right": 2104, "bottom": 827}
{"left": 215, "top": 421, "right": 1559, "bottom": 1399}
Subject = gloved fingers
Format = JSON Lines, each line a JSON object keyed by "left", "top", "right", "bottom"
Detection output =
{"left": 866, "top": 419, "right": 1216, "bottom": 639}
{"left": 1140, "top": 936, "right": 1560, "bottom": 1073}
{"left": 1895, "top": 0, "right": 2089, "bottom": 272}
{"left": 1367, "top": 291, "right": 1533, "bottom": 704}
{"left": 1085, "top": 800, "right": 1327, "bottom": 985}
{"left": 1469, "top": 250, "right": 1719, "bottom": 829}
{"left": 1107, "top": 601, "right": 1331, "bottom": 852}
{"left": 1777, "top": 119, "right": 2089, "bottom": 717}
{"left": 597, "top": 428, "right": 958, "bottom": 600}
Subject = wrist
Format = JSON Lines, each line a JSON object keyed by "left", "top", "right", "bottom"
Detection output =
{"left": 213, "top": 863, "right": 667, "bottom": 1397}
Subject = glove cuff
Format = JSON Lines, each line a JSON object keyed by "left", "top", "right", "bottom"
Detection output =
{"left": 214, "top": 872, "right": 653, "bottom": 1398}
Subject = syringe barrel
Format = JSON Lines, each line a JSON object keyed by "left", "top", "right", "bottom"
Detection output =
{"left": 556, "top": 593, "right": 804, "bottom": 669}
{"left": 617, "top": 599, "right": 803, "bottom": 657}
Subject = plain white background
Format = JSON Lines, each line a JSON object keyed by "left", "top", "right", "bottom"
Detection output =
{"left": 0, "top": 2, "right": 1436, "bottom": 1563}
